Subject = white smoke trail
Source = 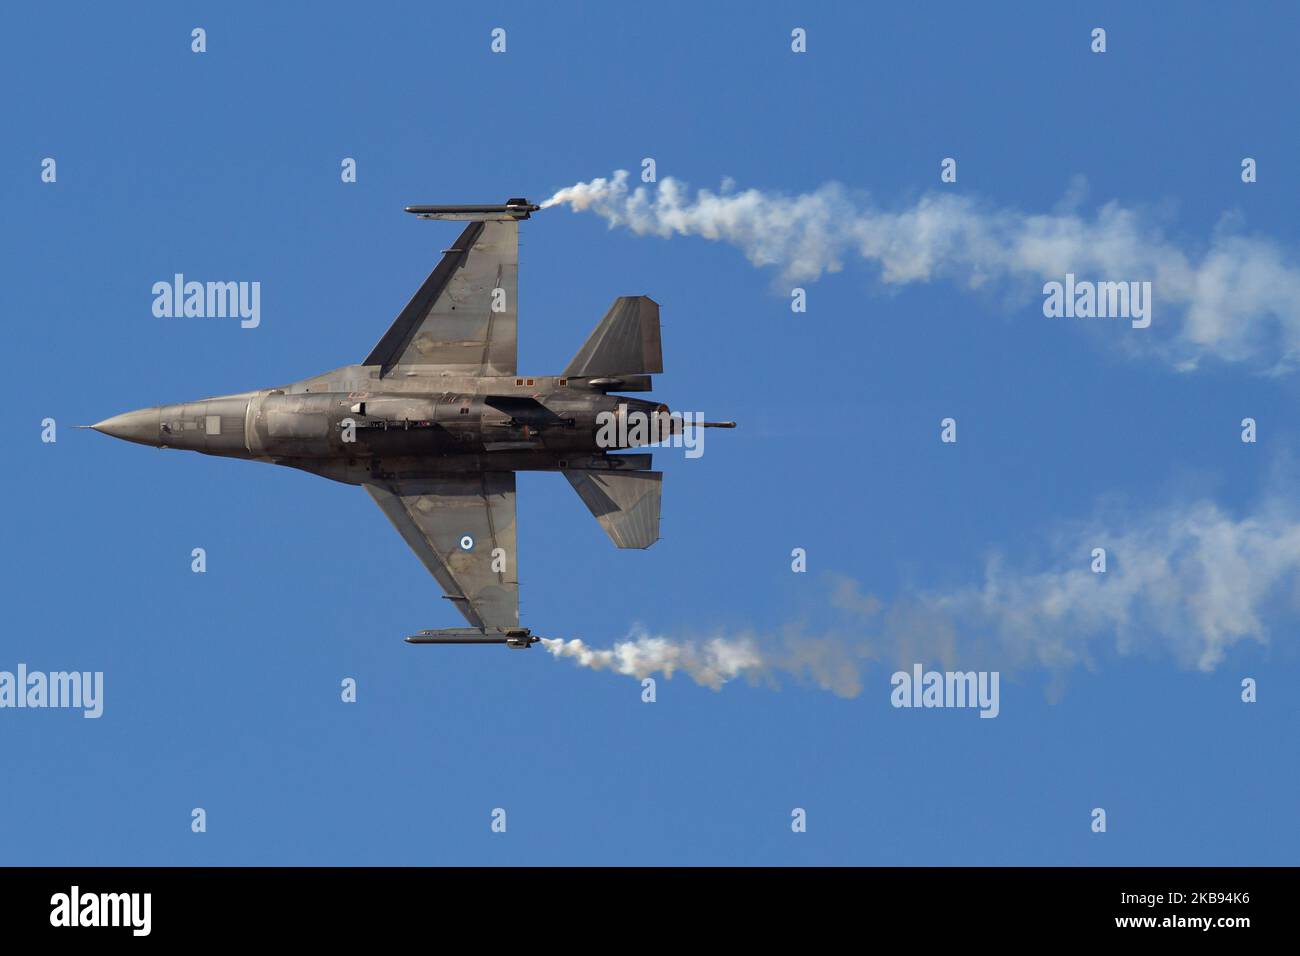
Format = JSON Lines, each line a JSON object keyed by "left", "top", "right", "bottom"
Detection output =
{"left": 542, "top": 170, "right": 1300, "bottom": 371}
{"left": 540, "top": 628, "right": 764, "bottom": 690}
{"left": 541, "top": 496, "right": 1300, "bottom": 695}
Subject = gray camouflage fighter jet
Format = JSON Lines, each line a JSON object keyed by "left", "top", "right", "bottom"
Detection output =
{"left": 91, "top": 199, "right": 733, "bottom": 648}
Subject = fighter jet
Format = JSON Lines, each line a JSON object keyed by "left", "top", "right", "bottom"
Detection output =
{"left": 91, "top": 199, "right": 733, "bottom": 648}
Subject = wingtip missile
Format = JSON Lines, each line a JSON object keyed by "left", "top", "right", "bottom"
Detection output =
{"left": 405, "top": 199, "right": 541, "bottom": 221}
{"left": 405, "top": 627, "right": 540, "bottom": 648}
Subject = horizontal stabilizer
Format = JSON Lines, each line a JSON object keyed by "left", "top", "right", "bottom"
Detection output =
{"left": 564, "top": 296, "right": 663, "bottom": 378}
{"left": 564, "top": 468, "right": 662, "bottom": 549}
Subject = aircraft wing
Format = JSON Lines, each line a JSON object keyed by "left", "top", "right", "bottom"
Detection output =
{"left": 364, "top": 473, "right": 519, "bottom": 631}
{"left": 363, "top": 218, "right": 518, "bottom": 377}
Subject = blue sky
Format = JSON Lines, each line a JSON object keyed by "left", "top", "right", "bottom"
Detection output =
{"left": 3, "top": 2, "right": 1298, "bottom": 864}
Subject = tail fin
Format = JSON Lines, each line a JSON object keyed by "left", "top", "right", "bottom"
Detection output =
{"left": 563, "top": 296, "right": 663, "bottom": 378}
{"left": 564, "top": 468, "right": 662, "bottom": 549}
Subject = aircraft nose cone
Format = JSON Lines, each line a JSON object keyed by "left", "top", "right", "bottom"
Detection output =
{"left": 92, "top": 407, "right": 162, "bottom": 447}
